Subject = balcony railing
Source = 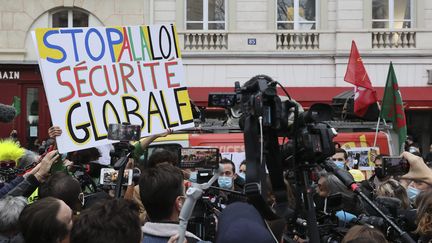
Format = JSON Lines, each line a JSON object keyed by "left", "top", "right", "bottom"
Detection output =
{"left": 276, "top": 32, "right": 319, "bottom": 50}
{"left": 177, "top": 30, "right": 422, "bottom": 53}
{"left": 372, "top": 30, "right": 416, "bottom": 48}
{"left": 181, "top": 32, "right": 228, "bottom": 50}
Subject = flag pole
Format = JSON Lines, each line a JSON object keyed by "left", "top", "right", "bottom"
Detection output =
{"left": 373, "top": 117, "right": 380, "bottom": 147}
{"left": 373, "top": 102, "right": 382, "bottom": 147}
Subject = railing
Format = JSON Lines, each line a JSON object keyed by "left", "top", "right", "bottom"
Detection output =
{"left": 276, "top": 32, "right": 319, "bottom": 50}
{"left": 182, "top": 32, "right": 228, "bottom": 50}
{"left": 372, "top": 30, "right": 416, "bottom": 48}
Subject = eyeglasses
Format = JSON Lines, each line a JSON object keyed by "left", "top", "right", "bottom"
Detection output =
{"left": 78, "top": 192, "right": 85, "bottom": 206}
{"left": 332, "top": 158, "right": 344, "bottom": 162}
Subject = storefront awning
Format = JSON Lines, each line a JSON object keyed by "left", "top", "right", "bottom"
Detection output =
{"left": 188, "top": 87, "right": 432, "bottom": 110}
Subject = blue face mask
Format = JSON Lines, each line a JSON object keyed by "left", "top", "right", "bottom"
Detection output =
{"left": 334, "top": 161, "right": 345, "bottom": 169}
{"left": 189, "top": 171, "right": 197, "bottom": 183}
{"left": 238, "top": 172, "right": 246, "bottom": 180}
{"left": 407, "top": 186, "right": 420, "bottom": 200}
{"left": 218, "top": 176, "right": 233, "bottom": 189}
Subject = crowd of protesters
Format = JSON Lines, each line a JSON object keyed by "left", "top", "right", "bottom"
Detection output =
{"left": 0, "top": 126, "right": 431, "bottom": 243}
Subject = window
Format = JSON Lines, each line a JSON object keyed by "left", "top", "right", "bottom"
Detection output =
{"left": 186, "top": 0, "right": 226, "bottom": 30}
{"left": 277, "top": 0, "right": 317, "bottom": 30}
{"left": 372, "top": 0, "right": 413, "bottom": 29}
{"left": 51, "top": 9, "right": 89, "bottom": 28}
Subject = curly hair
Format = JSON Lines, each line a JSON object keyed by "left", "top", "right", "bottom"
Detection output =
{"left": 376, "top": 179, "right": 410, "bottom": 209}
{"left": 415, "top": 190, "right": 432, "bottom": 237}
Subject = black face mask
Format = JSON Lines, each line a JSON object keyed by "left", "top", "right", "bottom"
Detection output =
{"left": 375, "top": 167, "right": 385, "bottom": 179}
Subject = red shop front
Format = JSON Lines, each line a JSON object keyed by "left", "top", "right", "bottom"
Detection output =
{"left": 0, "top": 64, "right": 51, "bottom": 150}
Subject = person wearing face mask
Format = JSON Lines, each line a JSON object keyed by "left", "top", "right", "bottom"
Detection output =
{"left": 238, "top": 161, "right": 246, "bottom": 180}
{"left": 218, "top": 159, "right": 237, "bottom": 191}
{"left": 331, "top": 148, "right": 350, "bottom": 171}
{"left": 216, "top": 159, "right": 246, "bottom": 205}
{"left": 233, "top": 161, "right": 246, "bottom": 189}
{"left": 400, "top": 152, "right": 432, "bottom": 202}
{"left": 360, "top": 154, "right": 391, "bottom": 200}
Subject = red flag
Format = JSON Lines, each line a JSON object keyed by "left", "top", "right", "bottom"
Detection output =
{"left": 344, "top": 41, "right": 378, "bottom": 116}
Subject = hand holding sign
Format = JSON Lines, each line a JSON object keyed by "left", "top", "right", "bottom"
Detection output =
{"left": 32, "top": 24, "right": 194, "bottom": 153}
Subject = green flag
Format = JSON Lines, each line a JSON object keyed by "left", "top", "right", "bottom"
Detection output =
{"left": 11, "top": 96, "right": 21, "bottom": 117}
{"left": 380, "top": 63, "right": 407, "bottom": 153}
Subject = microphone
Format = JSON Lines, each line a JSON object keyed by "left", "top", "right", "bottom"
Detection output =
{"left": 322, "top": 159, "right": 357, "bottom": 191}
{"left": 0, "top": 103, "right": 16, "bottom": 123}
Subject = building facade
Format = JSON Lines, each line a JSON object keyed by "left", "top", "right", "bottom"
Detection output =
{"left": 0, "top": 0, "right": 431, "bottom": 152}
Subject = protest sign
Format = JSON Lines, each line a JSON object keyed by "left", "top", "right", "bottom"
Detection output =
{"left": 345, "top": 147, "right": 380, "bottom": 170}
{"left": 32, "top": 24, "right": 194, "bottom": 153}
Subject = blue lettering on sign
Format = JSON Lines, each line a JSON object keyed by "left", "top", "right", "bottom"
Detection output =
{"left": 248, "top": 38, "right": 256, "bottom": 45}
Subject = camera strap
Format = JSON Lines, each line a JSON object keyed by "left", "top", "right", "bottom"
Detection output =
{"left": 243, "top": 115, "right": 289, "bottom": 220}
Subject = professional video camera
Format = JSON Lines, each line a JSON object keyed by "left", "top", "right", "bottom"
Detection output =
{"left": 209, "top": 75, "right": 336, "bottom": 165}
{"left": 208, "top": 75, "right": 416, "bottom": 243}
{"left": 208, "top": 75, "right": 339, "bottom": 242}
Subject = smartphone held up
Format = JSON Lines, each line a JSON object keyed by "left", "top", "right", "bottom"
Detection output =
{"left": 382, "top": 156, "right": 410, "bottom": 176}
{"left": 99, "top": 168, "right": 133, "bottom": 186}
{"left": 179, "top": 147, "right": 220, "bottom": 169}
{"left": 107, "top": 124, "right": 141, "bottom": 141}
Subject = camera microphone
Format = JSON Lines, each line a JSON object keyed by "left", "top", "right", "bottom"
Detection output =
{"left": 0, "top": 103, "right": 16, "bottom": 123}
{"left": 322, "top": 159, "right": 357, "bottom": 191}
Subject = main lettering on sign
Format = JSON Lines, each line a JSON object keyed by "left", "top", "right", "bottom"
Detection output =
{"left": 32, "top": 24, "right": 194, "bottom": 153}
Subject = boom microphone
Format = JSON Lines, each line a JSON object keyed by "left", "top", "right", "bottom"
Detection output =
{"left": 0, "top": 103, "right": 16, "bottom": 123}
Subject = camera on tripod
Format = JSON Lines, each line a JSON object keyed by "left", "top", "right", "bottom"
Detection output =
{"left": 207, "top": 75, "right": 340, "bottom": 242}
{"left": 208, "top": 75, "right": 337, "bottom": 166}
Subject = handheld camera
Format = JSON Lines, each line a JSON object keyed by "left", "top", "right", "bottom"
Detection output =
{"left": 382, "top": 156, "right": 410, "bottom": 176}
{"left": 179, "top": 147, "right": 220, "bottom": 170}
{"left": 99, "top": 168, "right": 133, "bottom": 186}
{"left": 107, "top": 123, "right": 141, "bottom": 141}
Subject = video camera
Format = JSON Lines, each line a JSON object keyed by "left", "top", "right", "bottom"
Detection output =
{"left": 207, "top": 75, "right": 339, "bottom": 242}
{"left": 209, "top": 75, "right": 336, "bottom": 166}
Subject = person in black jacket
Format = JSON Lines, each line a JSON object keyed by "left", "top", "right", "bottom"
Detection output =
{"left": 360, "top": 155, "right": 391, "bottom": 200}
